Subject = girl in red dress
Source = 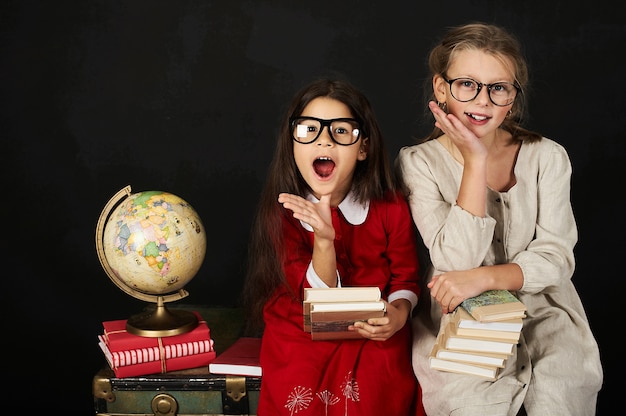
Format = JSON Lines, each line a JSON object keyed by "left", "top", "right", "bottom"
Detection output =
{"left": 242, "top": 78, "right": 423, "bottom": 416}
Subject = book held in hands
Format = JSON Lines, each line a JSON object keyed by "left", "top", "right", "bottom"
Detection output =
{"left": 303, "top": 286, "right": 382, "bottom": 326}
{"left": 428, "top": 294, "right": 526, "bottom": 379}
{"left": 460, "top": 289, "right": 526, "bottom": 322}
{"left": 452, "top": 305, "right": 523, "bottom": 332}
{"left": 302, "top": 287, "right": 385, "bottom": 340}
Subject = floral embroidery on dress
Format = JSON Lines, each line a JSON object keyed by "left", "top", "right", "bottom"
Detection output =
{"left": 284, "top": 371, "right": 360, "bottom": 415}
{"left": 317, "top": 389, "right": 340, "bottom": 415}
{"left": 340, "top": 371, "right": 360, "bottom": 415}
{"left": 285, "top": 385, "right": 313, "bottom": 415}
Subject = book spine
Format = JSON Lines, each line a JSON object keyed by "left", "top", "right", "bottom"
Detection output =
{"left": 110, "top": 339, "right": 214, "bottom": 367}
{"left": 303, "top": 303, "right": 311, "bottom": 331}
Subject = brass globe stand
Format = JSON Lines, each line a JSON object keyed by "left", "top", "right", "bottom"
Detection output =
{"left": 96, "top": 185, "right": 200, "bottom": 338}
{"left": 126, "top": 296, "right": 198, "bottom": 337}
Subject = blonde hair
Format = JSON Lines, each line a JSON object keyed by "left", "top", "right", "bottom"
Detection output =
{"left": 421, "top": 22, "right": 540, "bottom": 143}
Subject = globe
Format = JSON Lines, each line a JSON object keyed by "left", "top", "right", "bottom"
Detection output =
{"left": 96, "top": 185, "right": 207, "bottom": 337}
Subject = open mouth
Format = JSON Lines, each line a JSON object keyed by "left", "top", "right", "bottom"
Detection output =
{"left": 313, "top": 157, "right": 335, "bottom": 178}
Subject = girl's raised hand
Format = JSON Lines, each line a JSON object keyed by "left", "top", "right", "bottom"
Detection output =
{"left": 278, "top": 193, "right": 335, "bottom": 241}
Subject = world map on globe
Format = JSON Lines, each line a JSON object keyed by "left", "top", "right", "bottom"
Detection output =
{"left": 101, "top": 190, "right": 206, "bottom": 296}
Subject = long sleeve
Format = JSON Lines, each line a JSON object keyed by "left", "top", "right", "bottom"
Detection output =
{"left": 508, "top": 138, "right": 577, "bottom": 293}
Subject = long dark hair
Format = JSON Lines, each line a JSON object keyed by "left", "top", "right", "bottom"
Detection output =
{"left": 241, "top": 77, "right": 397, "bottom": 335}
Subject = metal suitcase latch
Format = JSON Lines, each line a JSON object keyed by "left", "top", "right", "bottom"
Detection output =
{"left": 223, "top": 376, "right": 249, "bottom": 415}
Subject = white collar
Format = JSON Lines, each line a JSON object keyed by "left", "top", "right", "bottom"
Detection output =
{"left": 300, "top": 190, "right": 370, "bottom": 231}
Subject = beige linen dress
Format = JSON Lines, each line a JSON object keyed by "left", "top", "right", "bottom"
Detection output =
{"left": 396, "top": 137, "right": 603, "bottom": 416}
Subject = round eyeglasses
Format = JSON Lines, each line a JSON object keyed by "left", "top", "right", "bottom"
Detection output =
{"left": 290, "top": 117, "right": 362, "bottom": 146}
{"left": 443, "top": 76, "right": 520, "bottom": 107}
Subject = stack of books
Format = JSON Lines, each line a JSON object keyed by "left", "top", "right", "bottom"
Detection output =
{"left": 429, "top": 290, "right": 526, "bottom": 380}
{"left": 98, "top": 311, "right": 217, "bottom": 377}
{"left": 303, "top": 287, "right": 385, "bottom": 340}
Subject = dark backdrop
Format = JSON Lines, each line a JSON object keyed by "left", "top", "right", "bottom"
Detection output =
{"left": 3, "top": 1, "right": 622, "bottom": 413}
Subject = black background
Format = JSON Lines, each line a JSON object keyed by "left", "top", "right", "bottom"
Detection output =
{"left": 3, "top": 1, "right": 623, "bottom": 413}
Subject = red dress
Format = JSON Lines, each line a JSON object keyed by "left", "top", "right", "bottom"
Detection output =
{"left": 258, "top": 192, "right": 422, "bottom": 416}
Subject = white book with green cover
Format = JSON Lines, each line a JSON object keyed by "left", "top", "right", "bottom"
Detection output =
{"left": 460, "top": 290, "right": 526, "bottom": 322}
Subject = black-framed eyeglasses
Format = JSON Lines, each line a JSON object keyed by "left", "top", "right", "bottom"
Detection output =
{"left": 289, "top": 117, "right": 362, "bottom": 146}
{"left": 443, "top": 76, "right": 520, "bottom": 107}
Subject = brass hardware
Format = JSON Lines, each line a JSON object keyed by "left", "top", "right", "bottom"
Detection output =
{"left": 151, "top": 393, "right": 178, "bottom": 416}
{"left": 92, "top": 368, "right": 115, "bottom": 403}
{"left": 225, "top": 376, "right": 247, "bottom": 402}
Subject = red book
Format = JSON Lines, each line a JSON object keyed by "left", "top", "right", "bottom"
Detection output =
{"left": 102, "top": 311, "right": 211, "bottom": 352}
{"left": 99, "top": 339, "right": 216, "bottom": 377}
{"left": 208, "top": 337, "right": 262, "bottom": 377}
{"left": 98, "top": 335, "right": 214, "bottom": 367}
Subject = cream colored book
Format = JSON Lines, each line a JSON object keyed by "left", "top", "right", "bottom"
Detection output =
{"left": 440, "top": 323, "right": 516, "bottom": 355}
{"left": 451, "top": 322, "right": 521, "bottom": 342}
{"left": 452, "top": 306, "right": 523, "bottom": 332}
{"left": 430, "top": 339, "right": 508, "bottom": 368}
{"left": 429, "top": 356, "right": 500, "bottom": 380}
{"left": 304, "top": 301, "right": 386, "bottom": 333}
{"left": 429, "top": 317, "right": 504, "bottom": 379}
{"left": 304, "top": 287, "right": 381, "bottom": 302}
{"left": 303, "top": 287, "right": 382, "bottom": 331}
{"left": 309, "top": 300, "right": 385, "bottom": 313}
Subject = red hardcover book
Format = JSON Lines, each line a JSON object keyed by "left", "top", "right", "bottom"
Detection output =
{"left": 99, "top": 339, "right": 216, "bottom": 378}
{"left": 98, "top": 335, "right": 214, "bottom": 367}
{"left": 102, "top": 311, "right": 211, "bottom": 352}
{"left": 208, "top": 337, "right": 262, "bottom": 377}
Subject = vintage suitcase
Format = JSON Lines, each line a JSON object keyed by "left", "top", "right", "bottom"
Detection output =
{"left": 93, "top": 365, "right": 261, "bottom": 415}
